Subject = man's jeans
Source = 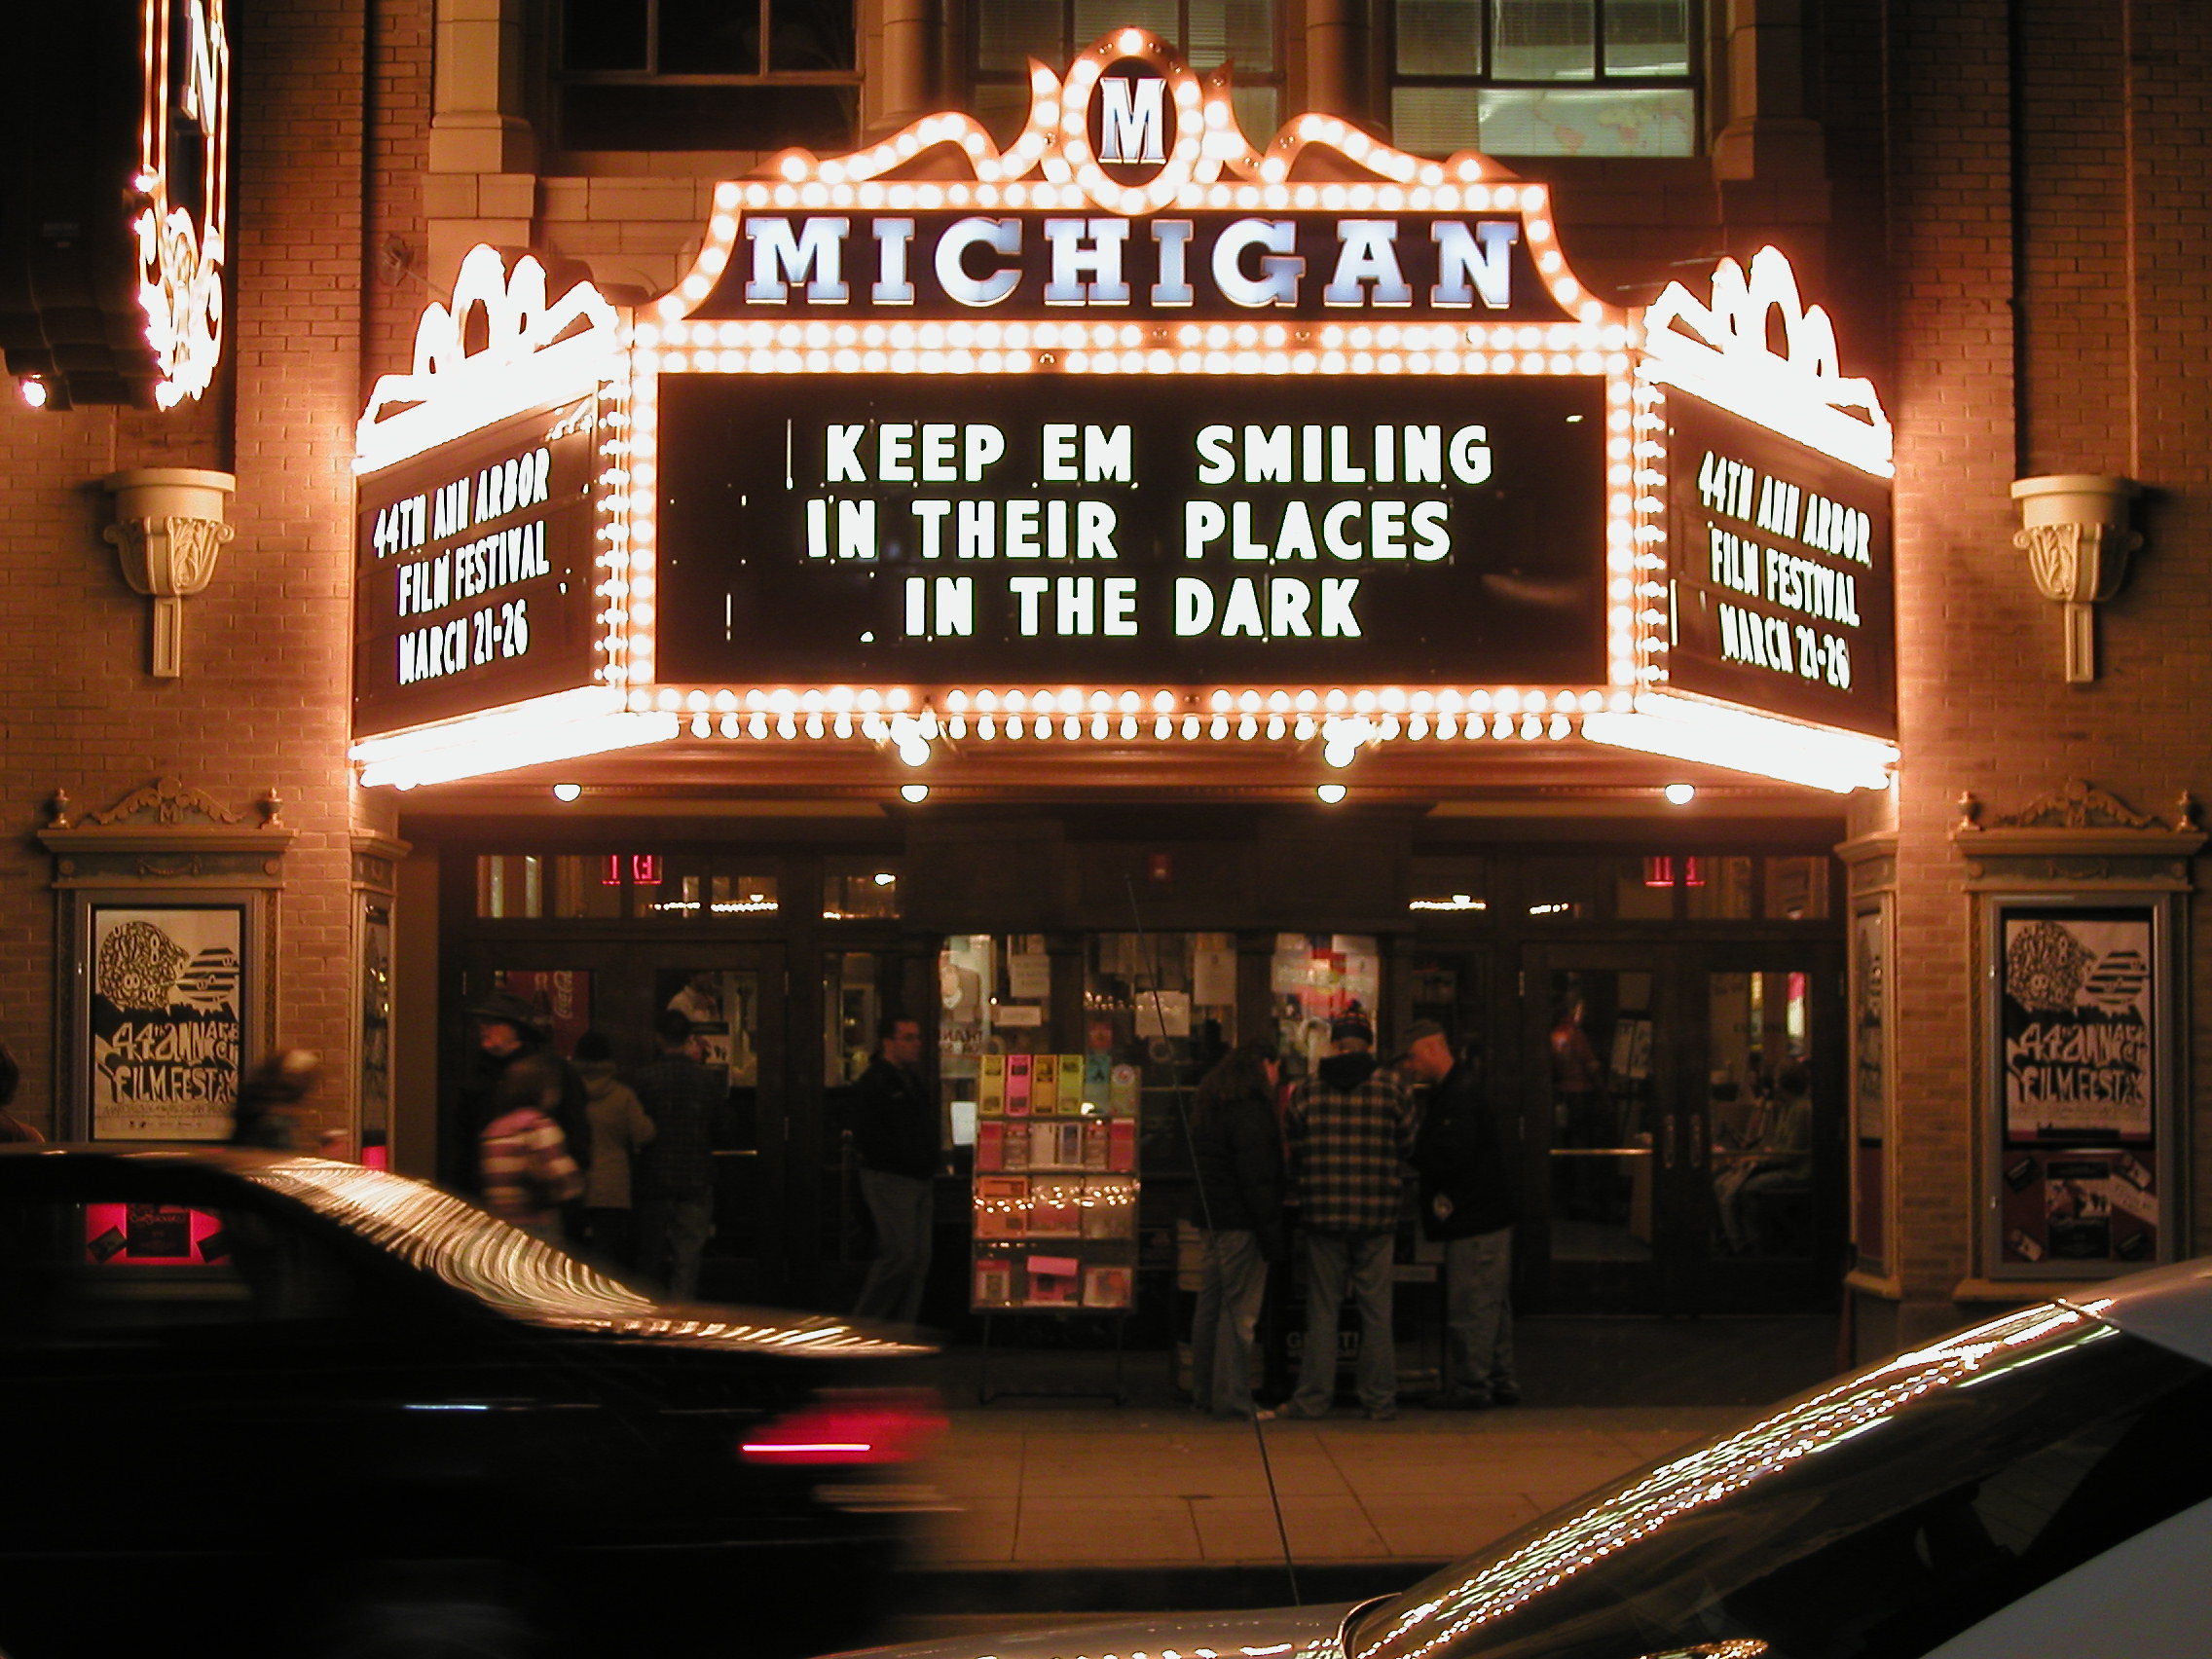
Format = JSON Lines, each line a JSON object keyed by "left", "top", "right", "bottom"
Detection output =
{"left": 855, "top": 1168, "right": 934, "bottom": 1328}
{"left": 1442, "top": 1226, "right": 1517, "bottom": 1400}
{"left": 1290, "top": 1229, "right": 1397, "bottom": 1416}
{"left": 1190, "top": 1228, "right": 1271, "bottom": 1416}
{"left": 636, "top": 1194, "right": 714, "bottom": 1301}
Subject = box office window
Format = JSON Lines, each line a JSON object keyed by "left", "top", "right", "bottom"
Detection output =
{"left": 1389, "top": 0, "right": 1698, "bottom": 158}
{"left": 555, "top": 0, "right": 860, "bottom": 153}
{"left": 971, "top": 0, "right": 1280, "bottom": 143}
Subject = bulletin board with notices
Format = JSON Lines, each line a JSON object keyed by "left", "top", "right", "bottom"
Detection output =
{"left": 970, "top": 1051, "right": 1140, "bottom": 1311}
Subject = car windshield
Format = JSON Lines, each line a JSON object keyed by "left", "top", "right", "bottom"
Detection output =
{"left": 1350, "top": 1301, "right": 2212, "bottom": 1659}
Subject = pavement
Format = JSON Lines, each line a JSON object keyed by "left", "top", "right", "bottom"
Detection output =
{"left": 883, "top": 1397, "right": 1749, "bottom": 1640}
{"left": 873, "top": 1316, "right": 1837, "bottom": 1637}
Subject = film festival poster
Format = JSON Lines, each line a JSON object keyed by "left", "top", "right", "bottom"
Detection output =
{"left": 89, "top": 905, "right": 245, "bottom": 1141}
{"left": 1997, "top": 904, "right": 2160, "bottom": 1269}
{"left": 2000, "top": 907, "right": 2155, "bottom": 1144}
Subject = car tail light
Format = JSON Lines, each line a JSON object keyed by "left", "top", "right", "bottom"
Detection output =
{"left": 739, "top": 1389, "right": 946, "bottom": 1466}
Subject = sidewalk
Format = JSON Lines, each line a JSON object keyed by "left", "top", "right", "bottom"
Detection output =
{"left": 906, "top": 1401, "right": 1745, "bottom": 1581}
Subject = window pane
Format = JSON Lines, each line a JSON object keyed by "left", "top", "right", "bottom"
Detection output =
{"left": 474, "top": 855, "right": 543, "bottom": 919}
{"left": 1397, "top": 0, "right": 1482, "bottom": 77}
{"left": 1684, "top": 855, "right": 1755, "bottom": 919}
{"left": 710, "top": 873, "right": 780, "bottom": 916}
{"left": 560, "top": 83, "right": 854, "bottom": 151}
{"left": 1493, "top": 0, "right": 1595, "bottom": 80}
{"left": 551, "top": 855, "right": 624, "bottom": 919}
{"left": 1188, "top": 0, "right": 1275, "bottom": 71}
{"left": 659, "top": 0, "right": 759, "bottom": 72}
{"left": 1230, "top": 84, "right": 1278, "bottom": 141}
{"left": 1475, "top": 85, "right": 1693, "bottom": 154}
{"left": 1392, "top": 86, "right": 1483, "bottom": 155}
{"left": 768, "top": 0, "right": 856, "bottom": 71}
{"left": 1268, "top": 933, "right": 1378, "bottom": 1083}
{"left": 975, "top": 0, "right": 1062, "bottom": 74}
{"left": 1764, "top": 856, "right": 1831, "bottom": 920}
{"left": 1074, "top": 0, "right": 1176, "bottom": 48}
{"left": 1614, "top": 857, "right": 1673, "bottom": 919}
{"left": 564, "top": 0, "right": 649, "bottom": 70}
{"left": 823, "top": 866, "right": 901, "bottom": 920}
{"left": 1604, "top": 0, "right": 1688, "bottom": 75}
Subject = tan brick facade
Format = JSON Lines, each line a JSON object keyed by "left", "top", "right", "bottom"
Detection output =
{"left": 7, "top": 1, "right": 2207, "bottom": 1333}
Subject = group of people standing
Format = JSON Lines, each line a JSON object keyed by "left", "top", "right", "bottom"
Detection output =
{"left": 1187, "top": 1012, "right": 1518, "bottom": 1423}
{"left": 462, "top": 990, "right": 722, "bottom": 1298}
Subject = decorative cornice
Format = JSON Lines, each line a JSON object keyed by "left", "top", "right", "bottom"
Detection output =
{"left": 42, "top": 777, "right": 295, "bottom": 859}
{"left": 1952, "top": 779, "right": 2204, "bottom": 861}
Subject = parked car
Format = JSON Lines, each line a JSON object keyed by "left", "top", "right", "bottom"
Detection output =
{"left": 0, "top": 1145, "right": 943, "bottom": 1659}
{"left": 836, "top": 1259, "right": 2212, "bottom": 1659}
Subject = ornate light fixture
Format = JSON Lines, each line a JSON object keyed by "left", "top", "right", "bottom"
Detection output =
{"left": 2011, "top": 474, "right": 2140, "bottom": 684}
{"left": 103, "top": 468, "right": 237, "bottom": 678}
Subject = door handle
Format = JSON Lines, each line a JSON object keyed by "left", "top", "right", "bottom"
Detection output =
{"left": 1662, "top": 1114, "right": 1677, "bottom": 1170}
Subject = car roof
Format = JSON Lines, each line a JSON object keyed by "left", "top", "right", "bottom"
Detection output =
{"left": 2060, "top": 1256, "right": 2212, "bottom": 1368}
{"left": 0, "top": 1143, "right": 927, "bottom": 1354}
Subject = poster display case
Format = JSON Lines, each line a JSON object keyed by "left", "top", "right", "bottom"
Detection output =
{"left": 1983, "top": 893, "right": 2178, "bottom": 1277}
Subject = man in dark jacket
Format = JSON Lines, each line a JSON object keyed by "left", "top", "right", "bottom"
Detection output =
{"left": 852, "top": 1015, "right": 937, "bottom": 1328}
{"left": 633, "top": 1006, "right": 723, "bottom": 1300}
{"left": 1407, "top": 1019, "right": 1521, "bottom": 1408}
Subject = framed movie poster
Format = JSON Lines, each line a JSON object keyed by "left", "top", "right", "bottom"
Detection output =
{"left": 1984, "top": 894, "right": 2176, "bottom": 1277}
{"left": 75, "top": 897, "right": 263, "bottom": 1142}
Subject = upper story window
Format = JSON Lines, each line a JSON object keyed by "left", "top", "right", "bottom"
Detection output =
{"left": 972, "top": 0, "right": 1280, "bottom": 145}
{"left": 557, "top": 0, "right": 859, "bottom": 153}
{"left": 1390, "top": 0, "right": 1697, "bottom": 158}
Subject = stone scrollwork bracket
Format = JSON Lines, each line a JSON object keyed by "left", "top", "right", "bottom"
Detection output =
{"left": 102, "top": 468, "right": 238, "bottom": 680}
{"left": 2010, "top": 475, "right": 2141, "bottom": 684}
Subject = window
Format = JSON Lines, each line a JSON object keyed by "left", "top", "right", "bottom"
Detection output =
{"left": 1389, "top": 0, "right": 1697, "bottom": 158}
{"left": 971, "top": 0, "right": 1279, "bottom": 144}
{"left": 556, "top": 0, "right": 859, "bottom": 152}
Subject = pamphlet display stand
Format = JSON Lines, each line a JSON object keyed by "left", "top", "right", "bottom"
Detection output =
{"left": 970, "top": 1051, "right": 1140, "bottom": 1404}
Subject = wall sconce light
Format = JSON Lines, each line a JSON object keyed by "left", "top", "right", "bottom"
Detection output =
{"left": 2011, "top": 474, "right": 2140, "bottom": 684}
{"left": 103, "top": 468, "right": 238, "bottom": 679}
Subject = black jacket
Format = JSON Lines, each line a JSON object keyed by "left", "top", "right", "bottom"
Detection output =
{"left": 1413, "top": 1057, "right": 1516, "bottom": 1239}
{"left": 1190, "top": 1086, "right": 1287, "bottom": 1260}
{"left": 852, "top": 1055, "right": 938, "bottom": 1180}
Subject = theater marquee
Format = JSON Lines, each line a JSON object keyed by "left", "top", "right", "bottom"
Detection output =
{"left": 350, "top": 29, "right": 1899, "bottom": 795}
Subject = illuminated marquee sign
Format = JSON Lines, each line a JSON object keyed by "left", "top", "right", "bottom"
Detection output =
{"left": 351, "top": 32, "right": 1900, "bottom": 795}
{"left": 0, "top": 0, "right": 229, "bottom": 407}
{"left": 352, "top": 395, "right": 603, "bottom": 738}
{"left": 658, "top": 375, "right": 1604, "bottom": 687}
{"left": 1662, "top": 388, "right": 1896, "bottom": 739}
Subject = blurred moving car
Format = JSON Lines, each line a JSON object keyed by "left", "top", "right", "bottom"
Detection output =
{"left": 838, "top": 1260, "right": 2212, "bottom": 1659}
{"left": 0, "top": 1146, "right": 943, "bottom": 1659}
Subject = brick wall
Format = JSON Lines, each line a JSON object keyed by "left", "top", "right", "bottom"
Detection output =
{"left": 0, "top": 0, "right": 382, "bottom": 1145}
{"left": 1872, "top": 0, "right": 2212, "bottom": 1322}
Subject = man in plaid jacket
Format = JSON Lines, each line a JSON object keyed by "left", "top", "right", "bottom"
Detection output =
{"left": 1278, "top": 1012, "right": 1416, "bottom": 1421}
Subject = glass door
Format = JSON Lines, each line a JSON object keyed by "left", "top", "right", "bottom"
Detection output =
{"left": 1522, "top": 944, "right": 1697, "bottom": 1314}
{"left": 461, "top": 940, "right": 787, "bottom": 1297}
{"left": 1693, "top": 944, "right": 1847, "bottom": 1312}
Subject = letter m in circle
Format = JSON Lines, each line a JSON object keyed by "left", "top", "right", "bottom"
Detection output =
{"left": 1098, "top": 77, "right": 1166, "bottom": 165}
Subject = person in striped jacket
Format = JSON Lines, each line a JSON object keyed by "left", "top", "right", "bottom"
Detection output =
{"left": 479, "top": 1052, "right": 585, "bottom": 1246}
